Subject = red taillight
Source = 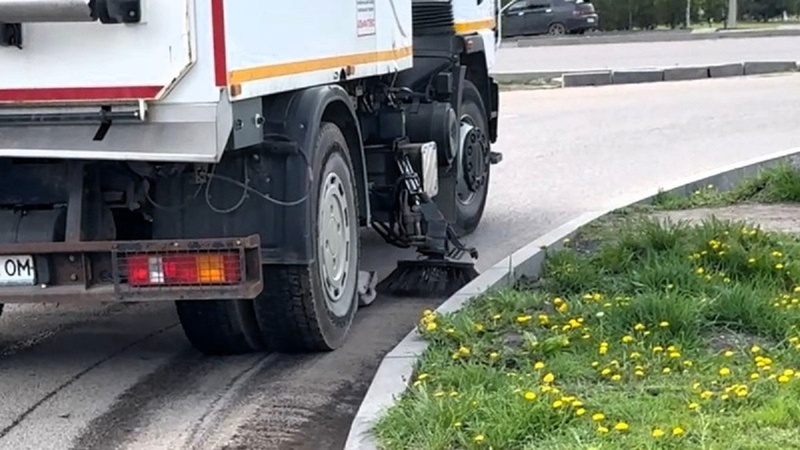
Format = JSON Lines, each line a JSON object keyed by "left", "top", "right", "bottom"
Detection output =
{"left": 127, "top": 255, "right": 151, "bottom": 286}
{"left": 124, "top": 253, "right": 241, "bottom": 286}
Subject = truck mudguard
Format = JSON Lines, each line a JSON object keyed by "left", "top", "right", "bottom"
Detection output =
{"left": 151, "top": 84, "right": 369, "bottom": 266}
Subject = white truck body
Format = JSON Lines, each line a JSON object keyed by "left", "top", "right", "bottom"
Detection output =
{"left": 0, "top": 0, "right": 497, "bottom": 163}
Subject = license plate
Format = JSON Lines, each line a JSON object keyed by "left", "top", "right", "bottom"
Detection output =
{"left": 587, "top": 18, "right": 596, "bottom": 23}
{"left": 0, "top": 255, "right": 36, "bottom": 286}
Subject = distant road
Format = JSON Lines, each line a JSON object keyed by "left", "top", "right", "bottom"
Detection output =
{"left": 494, "top": 35, "right": 800, "bottom": 73}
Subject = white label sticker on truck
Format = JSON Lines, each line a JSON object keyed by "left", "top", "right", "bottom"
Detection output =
{"left": 0, "top": 255, "right": 36, "bottom": 286}
{"left": 357, "top": 0, "right": 376, "bottom": 36}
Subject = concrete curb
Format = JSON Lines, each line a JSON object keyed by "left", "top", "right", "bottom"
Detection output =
{"left": 342, "top": 146, "right": 800, "bottom": 450}
{"left": 492, "top": 60, "right": 798, "bottom": 88}
{"left": 501, "top": 27, "right": 800, "bottom": 48}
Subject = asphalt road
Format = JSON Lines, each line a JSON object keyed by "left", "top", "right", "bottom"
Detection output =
{"left": 494, "top": 35, "right": 800, "bottom": 73}
{"left": 2, "top": 74, "right": 800, "bottom": 450}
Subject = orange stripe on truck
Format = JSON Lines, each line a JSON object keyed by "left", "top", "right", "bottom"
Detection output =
{"left": 454, "top": 18, "right": 497, "bottom": 35}
{"left": 229, "top": 46, "right": 413, "bottom": 84}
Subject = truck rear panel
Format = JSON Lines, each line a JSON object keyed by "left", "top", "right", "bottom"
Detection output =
{"left": 0, "top": 0, "right": 413, "bottom": 163}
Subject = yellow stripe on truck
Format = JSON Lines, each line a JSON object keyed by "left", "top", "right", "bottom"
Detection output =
{"left": 454, "top": 18, "right": 497, "bottom": 35}
{"left": 229, "top": 46, "right": 413, "bottom": 84}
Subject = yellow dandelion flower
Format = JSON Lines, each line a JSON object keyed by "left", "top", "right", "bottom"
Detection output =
{"left": 611, "top": 374, "right": 622, "bottom": 381}
{"left": 597, "top": 426, "right": 609, "bottom": 434}
{"left": 683, "top": 360, "right": 694, "bottom": 367}
{"left": 576, "top": 408, "right": 586, "bottom": 416}
{"left": 748, "top": 258, "right": 756, "bottom": 264}
{"left": 721, "top": 394, "right": 730, "bottom": 400}
{"left": 552, "top": 400, "right": 564, "bottom": 408}
{"left": 516, "top": 315, "right": 532, "bottom": 324}
{"left": 630, "top": 352, "right": 641, "bottom": 359}
{"left": 692, "top": 382, "right": 701, "bottom": 390}
{"left": 635, "top": 370, "right": 645, "bottom": 377}
{"left": 601, "top": 368, "right": 612, "bottom": 376}
{"left": 653, "top": 346, "right": 664, "bottom": 353}
{"left": 634, "top": 323, "right": 646, "bottom": 331}
{"left": 776, "top": 263, "right": 785, "bottom": 270}
{"left": 572, "top": 400, "right": 584, "bottom": 407}
{"left": 614, "top": 422, "right": 630, "bottom": 432}
{"left": 434, "top": 391, "right": 445, "bottom": 398}
{"left": 778, "top": 375, "right": 791, "bottom": 383}
{"left": 750, "top": 372, "right": 760, "bottom": 380}
{"left": 672, "top": 427, "right": 685, "bottom": 436}
{"left": 524, "top": 391, "right": 537, "bottom": 401}
{"left": 688, "top": 402, "right": 700, "bottom": 410}
{"left": 670, "top": 352, "right": 681, "bottom": 359}
{"left": 660, "top": 321, "right": 670, "bottom": 328}
{"left": 751, "top": 345, "right": 762, "bottom": 354}
{"left": 534, "top": 361, "right": 545, "bottom": 370}
{"left": 724, "top": 350, "right": 734, "bottom": 357}
{"left": 537, "top": 314, "right": 549, "bottom": 324}
{"left": 489, "top": 352, "right": 499, "bottom": 360}
{"left": 663, "top": 367, "right": 672, "bottom": 374}
{"left": 459, "top": 346, "right": 471, "bottom": 356}
{"left": 696, "top": 267, "right": 705, "bottom": 275}
{"left": 784, "top": 369, "right": 796, "bottom": 377}
{"left": 425, "top": 322, "right": 437, "bottom": 331}
{"left": 652, "top": 428, "right": 666, "bottom": 438}
{"left": 492, "top": 314, "right": 501, "bottom": 320}
{"left": 453, "top": 421, "right": 462, "bottom": 428}
{"left": 475, "top": 324, "right": 484, "bottom": 332}
{"left": 591, "top": 361, "right": 600, "bottom": 368}
{"left": 719, "top": 367, "right": 731, "bottom": 376}
{"left": 557, "top": 303, "right": 568, "bottom": 313}
{"left": 416, "top": 373, "right": 429, "bottom": 381}
{"left": 592, "top": 413, "right": 605, "bottom": 421}
{"left": 473, "top": 434, "right": 485, "bottom": 442}
{"left": 700, "top": 390, "right": 713, "bottom": 400}
{"left": 543, "top": 373, "right": 555, "bottom": 384}
{"left": 622, "top": 335, "right": 635, "bottom": 343}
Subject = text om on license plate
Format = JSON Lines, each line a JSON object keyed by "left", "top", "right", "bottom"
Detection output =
{"left": 0, "top": 255, "right": 36, "bottom": 286}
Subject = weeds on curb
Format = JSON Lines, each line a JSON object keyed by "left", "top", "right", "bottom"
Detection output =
{"left": 647, "top": 163, "right": 800, "bottom": 211}
{"left": 373, "top": 216, "right": 800, "bottom": 450}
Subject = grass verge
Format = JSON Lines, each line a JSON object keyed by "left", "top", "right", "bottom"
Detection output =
{"left": 646, "top": 162, "right": 800, "bottom": 211}
{"left": 373, "top": 215, "right": 800, "bottom": 450}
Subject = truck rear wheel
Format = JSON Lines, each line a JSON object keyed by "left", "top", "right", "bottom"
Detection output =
{"left": 176, "top": 299, "right": 266, "bottom": 355}
{"left": 454, "top": 80, "right": 492, "bottom": 236}
{"left": 254, "top": 122, "right": 360, "bottom": 352}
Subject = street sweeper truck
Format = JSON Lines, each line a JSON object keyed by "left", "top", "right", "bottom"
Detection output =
{"left": 0, "top": 0, "right": 501, "bottom": 355}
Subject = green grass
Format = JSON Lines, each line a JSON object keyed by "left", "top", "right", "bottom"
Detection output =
{"left": 645, "top": 163, "right": 800, "bottom": 211}
{"left": 373, "top": 216, "right": 800, "bottom": 450}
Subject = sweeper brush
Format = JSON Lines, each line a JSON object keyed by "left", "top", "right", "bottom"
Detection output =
{"left": 377, "top": 258, "right": 479, "bottom": 298}
{"left": 372, "top": 147, "right": 483, "bottom": 298}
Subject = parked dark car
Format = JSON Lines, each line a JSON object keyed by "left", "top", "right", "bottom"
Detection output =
{"left": 501, "top": 0, "right": 599, "bottom": 37}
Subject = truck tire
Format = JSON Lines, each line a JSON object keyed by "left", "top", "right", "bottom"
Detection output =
{"left": 254, "top": 122, "right": 360, "bottom": 352}
{"left": 176, "top": 299, "right": 266, "bottom": 356}
{"left": 454, "top": 80, "right": 492, "bottom": 236}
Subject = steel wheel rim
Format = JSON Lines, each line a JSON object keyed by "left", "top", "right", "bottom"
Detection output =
{"left": 318, "top": 171, "right": 352, "bottom": 317}
{"left": 457, "top": 114, "right": 478, "bottom": 206}
{"left": 550, "top": 23, "right": 565, "bottom": 35}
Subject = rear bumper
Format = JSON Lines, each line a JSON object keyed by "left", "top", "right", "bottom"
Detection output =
{"left": 0, "top": 235, "right": 264, "bottom": 304}
{"left": 566, "top": 15, "right": 599, "bottom": 30}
